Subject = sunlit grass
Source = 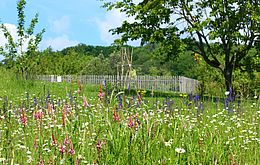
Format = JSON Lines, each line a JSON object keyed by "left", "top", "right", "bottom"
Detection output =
{"left": 0, "top": 68, "right": 259, "bottom": 164}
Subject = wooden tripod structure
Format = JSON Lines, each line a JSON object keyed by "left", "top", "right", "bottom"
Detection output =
{"left": 117, "top": 47, "right": 135, "bottom": 88}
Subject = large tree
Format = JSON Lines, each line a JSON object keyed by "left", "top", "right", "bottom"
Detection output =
{"left": 103, "top": 0, "right": 260, "bottom": 91}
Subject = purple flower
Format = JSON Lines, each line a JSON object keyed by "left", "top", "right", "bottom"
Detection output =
{"left": 103, "top": 79, "right": 107, "bottom": 87}
{"left": 128, "top": 84, "right": 131, "bottom": 92}
{"left": 238, "top": 100, "right": 241, "bottom": 108}
{"left": 225, "top": 98, "right": 229, "bottom": 110}
{"left": 195, "top": 94, "right": 200, "bottom": 101}
{"left": 118, "top": 94, "right": 123, "bottom": 109}
{"left": 228, "top": 87, "right": 234, "bottom": 102}
{"left": 34, "top": 97, "right": 37, "bottom": 105}
{"left": 188, "top": 93, "right": 193, "bottom": 101}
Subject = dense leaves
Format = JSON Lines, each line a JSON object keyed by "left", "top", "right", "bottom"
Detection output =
{"left": 103, "top": 0, "right": 260, "bottom": 90}
{"left": 0, "top": 0, "right": 45, "bottom": 78}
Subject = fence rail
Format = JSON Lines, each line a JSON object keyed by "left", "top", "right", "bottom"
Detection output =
{"left": 37, "top": 75, "right": 199, "bottom": 93}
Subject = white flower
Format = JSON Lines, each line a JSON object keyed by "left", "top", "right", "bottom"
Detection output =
{"left": 230, "top": 137, "right": 236, "bottom": 141}
{"left": 60, "top": 159, "right": 65, "bottom": 164}
{"left": 27, "top": 156, "right": 32, "bottom": 163}
{"left": 175, "top": 147, "right": 186, "bottom": 154}
{"left": 164, "top": 139, "right": 173, "bottom": 147}
{"left": 225, "top": 91, "right": 230, "bottom": 96}
{"left": 44, "top": 125, "right": 49, "bottom": 129}
{"left": 164, "top": 141, "right": 172, "bottom": 147}
{"left": 0, "top": 158, "right": 6, "bottom": 162}
{"left": 78, "top": 154, "right": 83, "bottom": 159}
{"left": 20, "top": 145, "right": 26, "bottom": 149}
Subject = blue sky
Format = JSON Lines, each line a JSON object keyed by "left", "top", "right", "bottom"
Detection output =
{"left": 0, "top": 0, "right": 139, "bottom": 51}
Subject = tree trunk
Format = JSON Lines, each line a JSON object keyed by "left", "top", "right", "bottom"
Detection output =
{"left": 224, "top": 67, "right": 233, "bottom": 92}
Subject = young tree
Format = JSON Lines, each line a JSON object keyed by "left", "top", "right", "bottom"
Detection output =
{"left": 0, "top": 0, "right": 45, "bottom": 78}
{"left": 103, "top": 0, "right": 260, "bottom": 91}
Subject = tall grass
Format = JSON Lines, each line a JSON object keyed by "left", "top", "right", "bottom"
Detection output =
{"left": 0, "top": 68, "right": 259, "bottom": 164}
{"left": 0, "top": 68, "right": 98, "bottom": 99}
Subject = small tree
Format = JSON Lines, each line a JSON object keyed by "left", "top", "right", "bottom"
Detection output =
{"left": 0, "top": 0, "right": 45, "bottom": 78}
{"left": 103, "top": 0, "right": 260, "bottom": 91}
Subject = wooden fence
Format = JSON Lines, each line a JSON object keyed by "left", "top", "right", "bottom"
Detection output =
{"left": 37, "top": 75, "right": 199, "bottom": 93}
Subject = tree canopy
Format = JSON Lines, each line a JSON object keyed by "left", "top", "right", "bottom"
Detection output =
{"left": 0, "top": 0, "right": 45, "bottom": 78}
{"left": 103, "top": 0, "right": 260, "bottom": 91}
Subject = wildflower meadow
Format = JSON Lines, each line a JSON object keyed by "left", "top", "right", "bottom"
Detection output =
{"left": 0, "top": 75, "right": 259, "bottom": 165}
{"left": 0, "top": 0, "right": 259, "bottom": 164}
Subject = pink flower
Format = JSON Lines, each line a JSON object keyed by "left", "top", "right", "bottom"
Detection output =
{"left": 20, "top": 109, "right": 27, "bottom": 126}
{"left": 33, "top": 137, "right": 38, "bottom": 148}
{"left": 96, "top": 139, "right": 102, "bottom": 150}
{"left": 113, "top": 109, "right": 120, "bottom": 122}
{"left": 62, "top": 111, "right": 66, "bottom": 126}
{"left": 128, "top": 117, "right": 134, "bottom": 128}
{"left": 20, "top": 115, "right": 28, "bottom": 125}
{"left": 98, "top": 91, "right": 104, "bottom": 99}
{"left": 98, "top": 84, "right": 104, "bottom": 99}
{"left": 77, "top": 88, "right": 81, "bottom": 95}
{"left": 48, "top": 103, "right": 53, "bottom": 115}
{"left": 59, "top": 143, "right": 65, "bottom": 155}
{"left": 34, "top": 111, "right": 44, "bottom": 120}
{"left": 77, "top": 80, "right": 82, "bottom": 95}
{"left": 69, "top": 141, "right": 75, "bottom": 155}
{"left": 52, "top": 133, "right": 57, "bottom": 146}
{"left": 96, "top": 139, "right": 102, "bottom": 160}
{"left": 138, "top": 94, "right": 142, "bottom": 104}
{"left": 64, "top": 135, "right": 70, "bottom": 146}
{"left": 38, "top": 158, "right": 44, "bottom": 165}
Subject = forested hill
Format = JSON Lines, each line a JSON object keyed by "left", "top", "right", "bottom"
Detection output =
{"left": 23, "top": 43, "right": 198, "bottom": 78}
{"left": 60, "top": 44, "right": 119, "bottom": 58}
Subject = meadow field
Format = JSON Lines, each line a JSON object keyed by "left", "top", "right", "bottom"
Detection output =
{"left": 0, "top": 69, "right": 259, "bottom": 165}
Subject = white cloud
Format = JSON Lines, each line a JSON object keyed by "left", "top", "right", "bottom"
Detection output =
{"left": 50, "top": 16, "right": 70, "bottom": 34}
{"left": 40, "top": 35, "right": 79, "bottom": 51}
{"left": 0, "top": 23, "right": 18, "bottom": 47}
{"left": 0, "top": 23, "right": 31, "bottom": 61}
{"left": 0, "top": 23, "right": 78, "bottom": 52}
{"left": 96, "top": 9, "right": 140, "bottom": 46}
{"left": 0, "top": 23, "right": 33, "bottom": 53}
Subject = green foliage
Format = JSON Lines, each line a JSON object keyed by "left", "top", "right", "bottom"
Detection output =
{"left": 0, "top": 0, "right": 45, "bottom": 78}
{"left": 0, "top": 66, "right": 98, "bottom": 99}
{"left": 192, "top": 52, "right": 259, "bottom": 97}
{"left": 61, "top": 44, "right": 119, "bottom": 58}
{"left": 34, "top": 45, "right": 121, "bottom": 75}
{"left": 0, "top": 68, "right": 259, "bottom": 164}
{"left": 104, "top": 0, "right": 260, "bottom": 90}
